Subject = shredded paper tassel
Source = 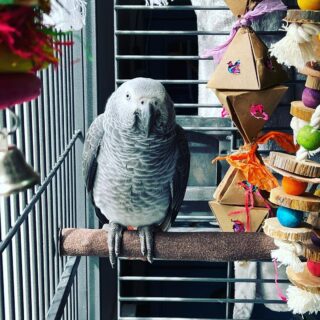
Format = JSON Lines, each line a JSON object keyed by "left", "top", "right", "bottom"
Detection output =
{"left": 287, "top": 285, "right": 320, "bottom": 315}
{"left": 201, "top": 0, "right": 287, "bottom": 63}
{"left": 213, "top": 131, "right": 297, "bottom": 192}
{"left": 270, "top": 23, "right": 320, "bottom": 69}
{"left": 0, "top": 6, "right": 58, "bottom": 70}
{"left": 271, "top": 239, "right": 304, "bottom": 273}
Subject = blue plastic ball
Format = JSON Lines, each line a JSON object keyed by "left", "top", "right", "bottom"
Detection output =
{"left": 277, "top": 207, "right": 304, "bottom": 228}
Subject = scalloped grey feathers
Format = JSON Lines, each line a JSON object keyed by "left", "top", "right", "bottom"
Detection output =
{"left": 82, "top": 78, "right": 190, "bottom": 231}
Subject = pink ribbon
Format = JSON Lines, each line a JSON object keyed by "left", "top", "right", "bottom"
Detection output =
{"left": 201, "top": 0, "right": 287, "bottom": 63}
{"left": 228, "top": 181, "right": 271, "bottom": 232}
{"left": 221, "top": 106, "right": 229, "bottom": 118}
{"left": 273, "top": 259, "right": 288, "bottom": 302}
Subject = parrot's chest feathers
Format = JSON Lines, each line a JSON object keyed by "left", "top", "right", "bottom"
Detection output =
{"left": 93, "top": 129, "right": 177, "bottom": 227}
{"left": 100, "top": 129, "right": 176, "bottom": 178}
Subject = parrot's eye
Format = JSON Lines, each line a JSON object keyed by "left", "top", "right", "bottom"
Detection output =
{"left": 126, "top": 93, "right": 131, "bottom": 100}
{"left": 154, "top": 101, "right": 158, "bottom": 106}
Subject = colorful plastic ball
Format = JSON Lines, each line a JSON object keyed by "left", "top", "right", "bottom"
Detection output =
{"left": 307, "top": 260, "right": 320, "bottom": 277}
{"left": 277, "top": 206, "right": 304, "bottom": 228}
{"left": 0, "top": 73, "right": 41, "bottom": 110}
{"left": 311, "top": 232, "right": 320, "bottom": 247}
{"left": 297, "top": 125, "right": 320, "bottom": 151}
{"left": 282, "top": 176, "right": 308, "bottom": 196}
{"left": 302, "top": 87, "right": 320, "bottom": 109}
{"left": 298, "top": 0, "right": 320, "bottom": 10}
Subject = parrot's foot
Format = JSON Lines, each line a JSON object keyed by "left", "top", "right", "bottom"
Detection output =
{"left": 103, "top": 222, "right": 124, "bottom": 268}
{"left": 138, "top": 225, "right": 154, "bottom": 263}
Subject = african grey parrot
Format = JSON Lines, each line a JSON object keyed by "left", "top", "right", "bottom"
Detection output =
{"left": 82, "top": 78, "right": 190, "bottom": 267}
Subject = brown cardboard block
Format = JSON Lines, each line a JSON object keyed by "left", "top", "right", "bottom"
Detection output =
{"left": 215, "top": 85, "right": 288, "bottom": 143}
{"left": 209, "top": 200, "right": 269, "bottom": 232}
{"left": 207, "top": 28, "right": 288, "bottom": 90}
{"left": 214, "top": 166, "right": 268, "bottom": 207}
{"left": 224, "top": 0, "right": 260, "bottom": 17}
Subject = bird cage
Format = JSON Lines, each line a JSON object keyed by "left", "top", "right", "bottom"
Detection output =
{"left": 0, "top": 0, "right": 311, "bottom": 319}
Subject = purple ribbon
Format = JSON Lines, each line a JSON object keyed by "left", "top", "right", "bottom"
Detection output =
{"left": 201, "top": 0, "right": 287, "bottom": 63}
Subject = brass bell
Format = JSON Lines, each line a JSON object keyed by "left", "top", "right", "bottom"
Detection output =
{"left": 0, "top": 109, "right": 40, "bottom": 197}
{"left": 0, "top": 145, "right": 40, "bottom": 197}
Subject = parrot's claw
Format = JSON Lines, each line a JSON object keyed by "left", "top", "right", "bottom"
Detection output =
{"left": 104, "top": 222, "right": 124, "bottom": 268}
{"left": 138, "top": 226, "right": 154, "bottom": 263}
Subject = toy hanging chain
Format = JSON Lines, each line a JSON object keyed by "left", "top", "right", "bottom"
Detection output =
{"left": 201, "top": 0, "right": 287, "bottom": 63}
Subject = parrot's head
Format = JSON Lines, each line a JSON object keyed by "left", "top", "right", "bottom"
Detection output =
{"left": 106, "top": 78, "right": 176, "bottom": 136}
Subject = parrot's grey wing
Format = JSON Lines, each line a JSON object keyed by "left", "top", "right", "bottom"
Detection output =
{"left": 82, "top": 114, "right": 104, "bottom": 189}
{"left": 82, "top": 114, "right": 108, "bottom": 224}
{"left": 160, "top": 124, "right": 190, "bottom": 231}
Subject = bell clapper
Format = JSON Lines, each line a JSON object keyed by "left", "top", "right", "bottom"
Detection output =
{"left": 0, "top": 129, "right": 8, "bottom": 152}
{"left": 0, "top": 108, "right": 20, "bottom": 151}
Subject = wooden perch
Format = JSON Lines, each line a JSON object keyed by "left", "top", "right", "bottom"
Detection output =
{"left": 60, "top": 228, "right": 276, "bottom": 261}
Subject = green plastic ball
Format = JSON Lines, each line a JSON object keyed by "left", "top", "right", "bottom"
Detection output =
{"left": 297, "top": 125, "right": 320, "bottom": 151}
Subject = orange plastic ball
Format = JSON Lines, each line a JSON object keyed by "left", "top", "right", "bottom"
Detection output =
{"left": 282, "top": 177, "right": 308, "bottom": 196}
{"left": 298, "top": 0, "right": 320, "bottom": 10}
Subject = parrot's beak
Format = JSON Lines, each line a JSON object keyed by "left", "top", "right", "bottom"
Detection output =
{"left": 142, "top": 102, "right": 156, "bottom": 137}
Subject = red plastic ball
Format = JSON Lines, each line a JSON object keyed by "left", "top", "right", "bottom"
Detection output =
{"left": 307, "top": 260, "right": 320, "bottom": 277}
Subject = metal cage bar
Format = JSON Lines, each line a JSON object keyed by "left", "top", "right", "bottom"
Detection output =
{"left": 0, "top": 1, "right": 99, "bottom": 316}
